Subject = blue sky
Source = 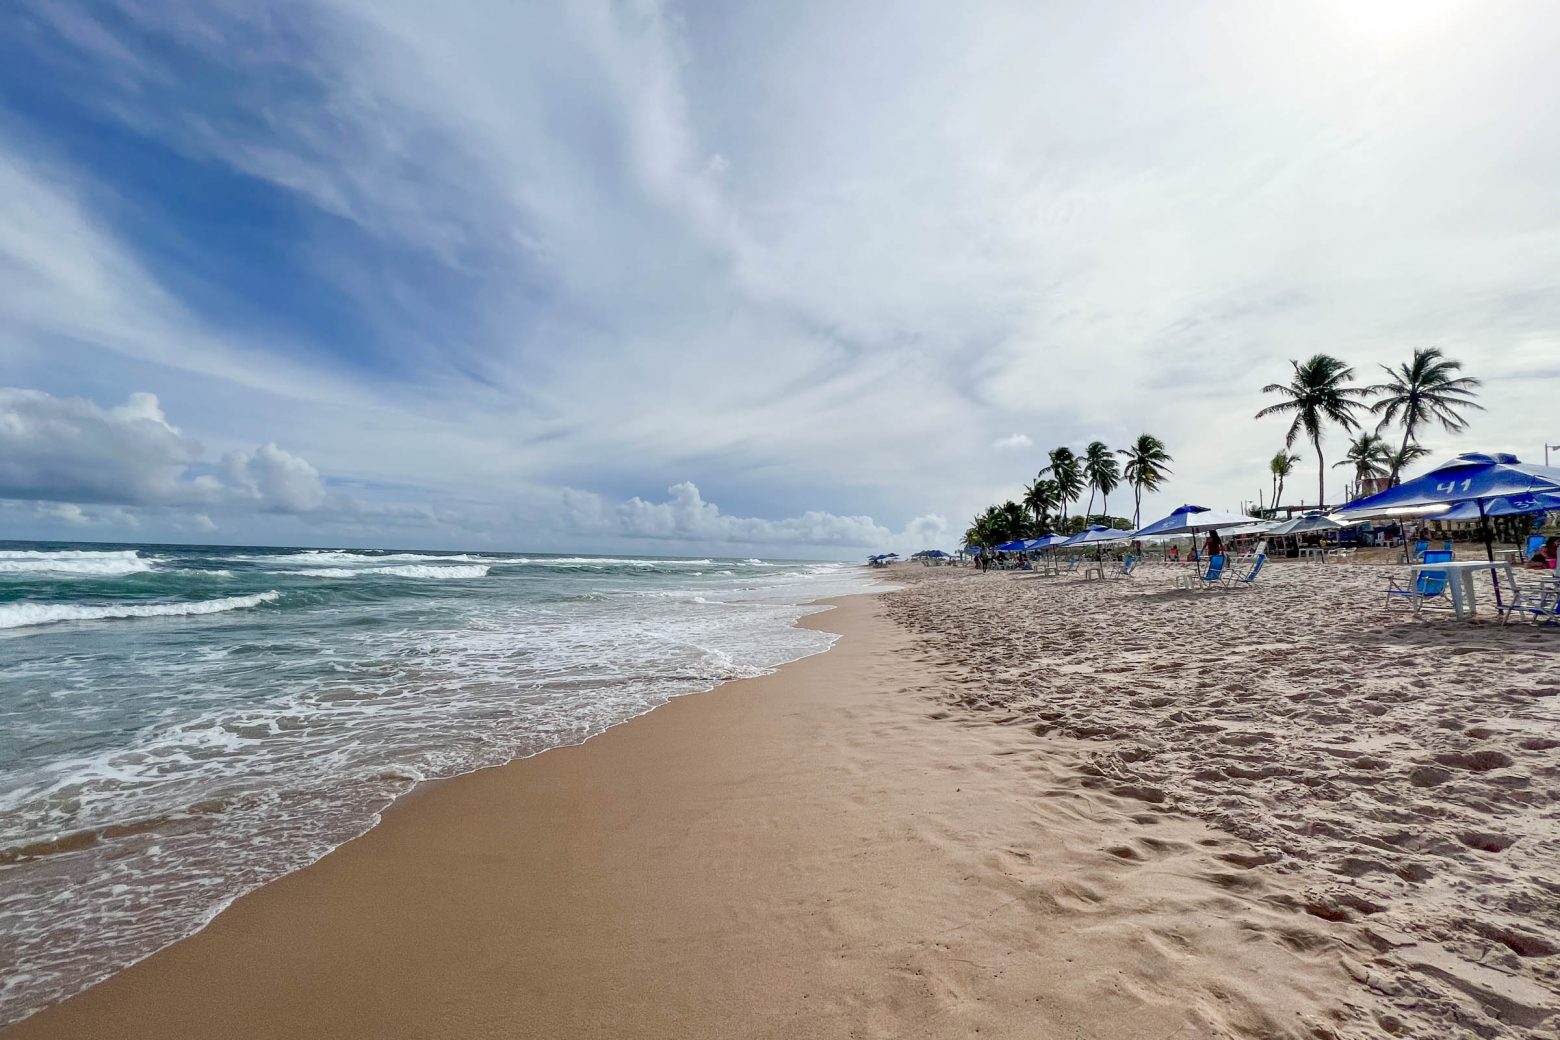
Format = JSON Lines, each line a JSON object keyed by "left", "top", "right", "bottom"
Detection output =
{"left": 2, "top": 0, "right": 1558, "bottom": 557}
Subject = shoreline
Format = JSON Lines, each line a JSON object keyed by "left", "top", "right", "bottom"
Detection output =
{"left": 3, "top": 579, "right": 1361, "bottom": 1040}
{"left": 1, "top": 576, "right": 878, "bottom": 1032}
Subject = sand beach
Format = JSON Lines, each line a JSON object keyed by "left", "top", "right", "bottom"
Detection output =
{"left": 7, "top": 560, "right": 1555, "bottom": 1039}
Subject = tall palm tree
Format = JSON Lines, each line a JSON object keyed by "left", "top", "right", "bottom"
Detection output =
{"left": 1081, "top": 441, "right": 1120, "bottom": 522}
{"left": 1023, "top": 478, "right": 1060, "bottom": 530}
{"left": 998, "top": 500, "right": 1029, "bottom": 542}
{"left": 1269, "top": 450, "right": 1302, "bottom": 511}
{"left": 1117, "top": 434, "right": 1173, "bottom": 527}
{"left": 1039, "top": 447, "right": 1084, "bottom": 526}
{"left": 1383, "top": 442, "right": 1431, "bottom": 483}
{"left": 1255, "top": 354, "right": 1371, "bottom": 508}
{"left": 1369, "top": 347, "right": 1483, "bottom": 485}
{"left": 1332, "top": 431, "right": 1391, "bottom": 500}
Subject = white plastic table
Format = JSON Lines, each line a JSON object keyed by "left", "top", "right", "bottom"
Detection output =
{"left": 1406, "top": 560, "right": 1517, "bottom": 620}
{"left": 1299, "top": 547, "right": 1328, "bottom": 563}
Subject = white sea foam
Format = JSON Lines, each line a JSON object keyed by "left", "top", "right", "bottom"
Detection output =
{"left": 0, "top": 550, "right": 152, "bottom": 577}
{"left": 510, "top": 557, "right": 713, "bottom": 567}
{"left": 0, "top": 592, "right": 280, "bottom": 630}
{"left": 273, "top": 552, "right": 488, "bottom": 566}
{"left": 281, "top": 565, "right": 490, "bottom": 580}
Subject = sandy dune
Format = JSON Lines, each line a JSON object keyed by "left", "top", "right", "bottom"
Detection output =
{"left": 889, "top": 561, "right": 1560, "bottom": 1037}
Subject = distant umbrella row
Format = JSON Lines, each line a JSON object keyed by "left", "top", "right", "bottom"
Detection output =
{"left": 957, "top": 452, "right": 1560, "bottom": 558}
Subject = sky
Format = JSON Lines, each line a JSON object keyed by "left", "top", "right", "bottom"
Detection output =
{"left": 2, "top": 0, "right": 1558, "bottom": 559}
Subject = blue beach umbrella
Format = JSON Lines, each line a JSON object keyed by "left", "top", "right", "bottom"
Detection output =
{"left": 1405, "top": 491, "right": 1560, "bottom": 523}
{"left": 1131, "top": 505, "right": 1265, "bottom": 539}
{"left": 994, "top": 539, "right": 1029, "bottom": 552}
{"left": 1027, "top": 533, "right": 1070, "bottom": 550}
{"left": 1336, "top": 453, "right": 1560, "bottom": 588}
{"left": 1334, "top": 453, "right": 1560, "bottom": 519}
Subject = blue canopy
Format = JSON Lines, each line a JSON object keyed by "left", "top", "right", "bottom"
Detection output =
{"left": 994, "top": 539, "right": 1029, "bottom": 552}
{"left": 1426, "top": 491, "right": 1560, "bottom": 523}
{"left": 1027, "top": 533, "right": 1070, "bottom": 550}
{"left": 1131, "top": 505, "right": 1264, "bottom": 539}
{"left": 1061, "top": 524, "right": 1133, "bottom": 546}
{"left": 919, "top": 549, "right": 950, "bottom": 558}
{"left": 1335, "top": 453, "right": 1560, "bottom": 519}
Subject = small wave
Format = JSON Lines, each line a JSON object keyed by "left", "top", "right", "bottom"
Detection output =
{"left": 510, "top": 557, "right": 713, "bottom": 567}
{"left": 280, "top": 565, "right": 491, "bottom": 580}
{"left": 0, "top": 592, "right": 280, "bottom": 630}
{"left": 287, "top": 551, "right": 487, "bottom": 565}
{"left": 0, "top": 550, "right": 152, "bottom": 578}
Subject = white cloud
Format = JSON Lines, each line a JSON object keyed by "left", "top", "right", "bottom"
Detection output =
{"left": 0, "top": 388, "right": 329, "bottom": 515}
{"left": 4, "top": 0, "right": 1558, "bottom": 552}
{"left": 564, "top": 481, "right": 891, "bottom": 547}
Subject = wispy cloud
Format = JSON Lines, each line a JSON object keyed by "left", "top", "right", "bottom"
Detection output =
{"left": 2, "top": 0, "right": 1558, "bottom": 553}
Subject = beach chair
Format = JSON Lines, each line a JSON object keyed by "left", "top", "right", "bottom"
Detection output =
{"left": 1385, "top": 550, "right": 1453, "bottom": 613}
{"left": 1116, "top": 554, "right": 1136, "bottom": 577}
{"left": 1500, "top": 573, "right": 1560, "bottom": 626}
{"left": 1062, "top": 556, "right": 1081, "bottom": 574}
{"left": 1181, "top": 553, "right": 1226, "bottom": 590}
{"left": 1525, "top": 534, "right": 1547, "bottom": 563}
{"left": 1223, "top": 553, "right": 1266, "bottom": 589}
{"left": 1411, "top": 539, "right": 1429, "bottom": 562}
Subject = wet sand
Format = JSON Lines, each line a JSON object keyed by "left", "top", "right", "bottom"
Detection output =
{"left": 9, "top": 566, "right": 1555, "bottom": 1039}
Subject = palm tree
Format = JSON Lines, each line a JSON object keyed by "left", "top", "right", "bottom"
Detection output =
{"left": 1333, "top": 431, "right": 1391, "bottom": 500}
{"left": 998, "top": 500, "right": 1029, "bottom": 542}
{"left": 1023, "top": 478, "right": 1060, "bottom": 530}
{"left": 1255, "top": 354, "right": 1371, "bottom": 508}
{"left": 1117, "top": 434, "right": 1173, "bottom": 526}
{"left": 1039, "top": 447, "right": 1084, "bottom": 526}
{"left": 1269, "top": 450, "right": 1302, "bottom": 511}
{"left": 1369, "top": 347, "right": 1483, "bottom": 485}
{"left": 1383, "top": 442, "right": 1431, "bottom": 483}
{"left": 1081, "top": 441, "right": 1120, "bottom": 522}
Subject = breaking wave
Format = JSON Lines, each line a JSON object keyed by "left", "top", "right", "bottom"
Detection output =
{"left": 0, "top": 592, "right": 280, "bottom": 630}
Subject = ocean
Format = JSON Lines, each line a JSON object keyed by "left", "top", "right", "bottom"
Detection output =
{"left": 0, "top": 541, "right": 875, "bottom": 1025}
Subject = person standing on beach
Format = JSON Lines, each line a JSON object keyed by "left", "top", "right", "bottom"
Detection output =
{"left": 1203, "top": 529, "right": 1224, "bottom": 560}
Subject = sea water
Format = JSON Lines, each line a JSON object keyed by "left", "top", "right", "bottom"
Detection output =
{"left": 0, "top": 541, "right": 876, "bottom": 1025}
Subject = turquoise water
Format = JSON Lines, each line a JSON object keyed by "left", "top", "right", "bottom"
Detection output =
{"left": 0, "top": 541, "right": 873, "bottom": 1024}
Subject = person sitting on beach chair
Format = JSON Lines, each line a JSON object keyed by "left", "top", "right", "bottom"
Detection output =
{"left": 1527, "top": 536, "right": 1559, "bottom": 570}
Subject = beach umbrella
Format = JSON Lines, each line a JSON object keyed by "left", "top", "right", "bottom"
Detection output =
{"left": 994, "top": 539, "right": 1029, "bottom": 552}
{"left": 1027, "top": 533, "right": 1070, "bottom": 550}
{"left": 1131, "top": 505, "right": 1266, "bottom": 539}
{"left": 1219, "top": 521, "right": 1279, "bottom": 537}
{"left": 1335, "top": 453, "right": 1560, "bottom": 595}
{"left": 1334, "top": 453, "right": 1560, "bottom": 520}
{"left": 1060, "top": 524, "right": 1133, "bottom": 546}
{"left": 1421, "top": 492, "right": 1560, "bottom": 523}
{"left": 1266, "top": 511, "right": 1343, "bottom": 537}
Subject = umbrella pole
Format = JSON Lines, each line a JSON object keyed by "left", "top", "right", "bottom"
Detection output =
{"left": 1479, "top": 499, "right": 1503, "bottom": 608}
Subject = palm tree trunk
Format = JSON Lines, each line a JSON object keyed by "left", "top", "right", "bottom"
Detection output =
{"left": 1084, "top": 486, "right": 1096, "bottom": 524}
{"left": 1393, "top": 425, "right": 1413, "bottom": 487}
{"left": 1315, "top": 434, "right": 1325, "bottom": 507}
{"left": 1133, "top": 483, "right": 1142, "bottom": 526}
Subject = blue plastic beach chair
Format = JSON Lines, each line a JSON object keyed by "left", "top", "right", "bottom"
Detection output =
{"left": 1526, "top": 534, "right": 1547, "bottom": 563}
{"left": 1183, "top": 553, "right": 1226, "bottom": 590}
{"left": 1225, "top": 553, "right": 1266, "bottom": 589}
{"left": 1117, "top": 554, "right": 1136, "bottom": 577}
{"left": 1411, "top": 539, "right": 1430, "bottom": 562}
{"left": 1385, "top": 550, "right": 1452, "bottom": 612}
